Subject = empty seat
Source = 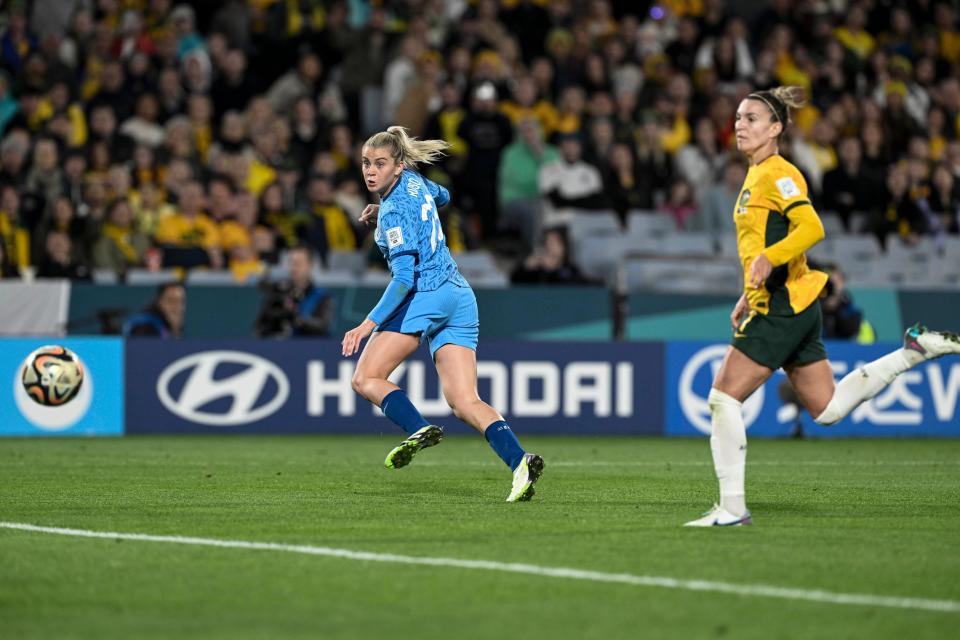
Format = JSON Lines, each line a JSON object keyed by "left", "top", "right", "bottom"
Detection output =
{"left": 654, "top": 231, "right": 716, "bottom": 256}
{"left": 327, "top": 250, "right": 367, "bottom": 273}
{"left": 622, "top": 256, "right": 740, "bottom": 294}
{"left": 566, "top": 210, "right": 622, "bottom": 238}
{"left": 186, "top": 269, "right": 253, "bottom": 285}
{"left": 819, "top": 211, "right": 846, "bottom": 237}
{"left": 126, "top": 268, "right": 181, "bottom": 285}
{"left": 92, "top": 269, "right": 118, "bottom": 285}
{"left": 626, "top": 210, "right": 677, "bottom": 236}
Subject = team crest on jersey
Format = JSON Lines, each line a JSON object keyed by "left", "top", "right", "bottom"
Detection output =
{"left": 737, "top": 189, "right": 750, "bottom": 213}
{"left": 386, "top": 226, "right": 404, "bottom": 248}
{"left": 775, "top": 177, "right": 800, "bottom": 199}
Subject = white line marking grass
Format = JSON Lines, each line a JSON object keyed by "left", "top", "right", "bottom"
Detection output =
{"left": 2, "top": 521, "right": 958, "bottom": 614}
{"left": 417, "top": 460, "right": 960, "bottom": 468}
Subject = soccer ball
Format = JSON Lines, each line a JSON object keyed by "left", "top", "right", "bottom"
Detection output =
{"left": 21, "top": 345, "right": 85, "bottom": 406}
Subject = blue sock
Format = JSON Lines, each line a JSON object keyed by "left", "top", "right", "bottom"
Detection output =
{"left": 484, "top": 420, "right": 526, "bottom": 470}
{"left": 380, "top": 390, "right": 429, "bottom": 436}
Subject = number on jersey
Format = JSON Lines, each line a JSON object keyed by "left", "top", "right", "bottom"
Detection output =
{"left": 420, "top": 192, "right": 443, "bottom": 253}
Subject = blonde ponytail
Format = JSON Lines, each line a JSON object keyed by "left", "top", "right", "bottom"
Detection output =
{"left": 747, "top": 85, "right": 806, "bottom": 127}
{"left": 364, "top": 126, "right": 450, "bottom": 169}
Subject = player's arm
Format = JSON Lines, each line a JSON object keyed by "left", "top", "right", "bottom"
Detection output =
{"left": 761, "top": 202, "right": 825, "bottom": 267}
{"left": 341, "top": 254, "right": 415, "bottom": 356}
{"left": 427, "top": 178, "right": 450, "bottom": 208}
{"left": 748, "top": 175, "right": 824, "bottom": 288}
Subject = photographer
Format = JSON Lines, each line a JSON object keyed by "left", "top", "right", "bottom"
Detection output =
{"left": 255, "top": 246, "right": 333, "bottom": 337}
{"left": 816, "top": 262, "right": 875, "bottom": 343}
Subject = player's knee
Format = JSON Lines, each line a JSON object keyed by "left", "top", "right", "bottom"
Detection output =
{"left": 351, "top": 370, "right": 374, "bottom": 399}
{"left": 446, "top": 394, "right": 477, "bottom": 420}
{"left": 814, "top": 398, "right": 841, "bottom": 426}
{"left": 708, "top": 388, "right": 740, "bottom": 415}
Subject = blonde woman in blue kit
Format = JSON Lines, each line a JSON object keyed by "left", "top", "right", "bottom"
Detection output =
{"left": 341, "top": 126, "right": 545, "bottom": 502}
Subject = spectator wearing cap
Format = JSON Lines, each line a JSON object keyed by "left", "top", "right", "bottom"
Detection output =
{"left": 170, "top": 4, "right": 205, "bottom": 60}
{"left": 457, "top": 82, "right": 514, "bottom": 238}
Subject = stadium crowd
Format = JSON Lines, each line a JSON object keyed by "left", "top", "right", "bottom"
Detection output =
{"left": 1, "top": 0, "right": 959, "bottom": 284}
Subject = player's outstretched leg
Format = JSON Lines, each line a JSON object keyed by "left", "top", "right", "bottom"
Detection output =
{"left": 384, "top": 424, "right": 444, "bottom": 469}
{"left": 814, "top": 323, "right": 960, "bottom": 426}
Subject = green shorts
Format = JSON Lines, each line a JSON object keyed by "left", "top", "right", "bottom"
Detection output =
{"left": 732, "top": 301, "right": 828, "bottom": 370}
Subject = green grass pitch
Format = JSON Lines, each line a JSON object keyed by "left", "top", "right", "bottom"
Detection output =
{"left": 2, "top": 436, "right": 959, "bottom": 639}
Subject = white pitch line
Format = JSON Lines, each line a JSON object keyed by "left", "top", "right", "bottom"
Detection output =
{"left": 2, "top": 521, "right": 958, "bottom": 614}
{"left": 416, "top": 460, "right": 960, "bottom": 468}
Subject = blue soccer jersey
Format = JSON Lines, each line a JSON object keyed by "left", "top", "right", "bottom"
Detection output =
{"left": 374, "top": 169, "right": 467, "bottom": 291}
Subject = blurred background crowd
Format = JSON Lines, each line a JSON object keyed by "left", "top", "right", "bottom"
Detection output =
{"left": 1, "top": 0, "right": 959, "bottom": 287}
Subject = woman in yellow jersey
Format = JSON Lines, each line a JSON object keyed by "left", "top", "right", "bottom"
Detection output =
{"left": 685, "top": 86, "right": 960, "bottom": 527}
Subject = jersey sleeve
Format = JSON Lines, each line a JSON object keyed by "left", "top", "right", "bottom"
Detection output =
{"left": 761, "top": 170, "right": 825, "bottom": 266}
{"left": 426, "top": 177, "right": 450, "bottom": 207}
{"left": 377, "top": 202, "right": 419, "bottom": 261}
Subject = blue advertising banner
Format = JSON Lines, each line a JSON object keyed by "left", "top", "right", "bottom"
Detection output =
{"left": 665, "top": 341, "right": 960, "bottom": 437}
{"left": 125, "top": 340, "right": 664, "bottom": 435}
{"left": 0, "top": 338, "right": 124, "bottom": 436}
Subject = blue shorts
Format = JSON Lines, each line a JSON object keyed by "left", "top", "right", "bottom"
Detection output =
{"left": 376, "top": 280, "right": 479, "bottom": 358}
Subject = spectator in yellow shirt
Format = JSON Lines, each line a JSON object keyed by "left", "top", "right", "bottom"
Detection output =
{"left": 153, "top": 180, "right": 222, "bottom": 268}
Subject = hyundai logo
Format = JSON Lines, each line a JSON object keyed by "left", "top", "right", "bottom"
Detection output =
{"left": 157, "top": 351, "right": 290, "bottom": 426}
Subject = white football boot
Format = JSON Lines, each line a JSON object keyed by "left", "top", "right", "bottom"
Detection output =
{"left": 506, "top": 453, "right": 545, "bottom": 502}
{"left": 684, "top": 504, "right": 753, "bottom": 527}
{"left": 903, "top": 323, "right": 960, "bottom": 361}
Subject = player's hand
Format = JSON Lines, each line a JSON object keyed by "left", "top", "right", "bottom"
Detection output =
{"left": 748, "top": 254, "right": 773, "bottom": 289}
{"left": 731, "top": 294, "right": 748, "bottom": 330}
{"left": 341, "top": 319, "right": 376, "bottom": 357}
{"left": 359, "top": 204, "right": 379, "bottom": 226}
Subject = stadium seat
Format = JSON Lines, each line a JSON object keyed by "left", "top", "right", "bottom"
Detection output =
{"left": 186, "top": 270, "right": 256, "bottom": 286}
{"left": 655, "top": 231, "right": 715, "bottom": 257}
{"left": 566, "top": 210, "right": 622, "bottom": 238}
{"left": 622, "top": 256, "right": 740, "bottom": 294}
{"left": 819, "top": 211, "right": 846, "bottom": 237}
{"left": 830, "top": 235, "right": 882, "bottom": 284}
{"left": 717, "top": 232, "right": 739, "bottom": 259}
{"left": 327, "top": 250, "right": 367, "bottom": 274}
{"left": 92, "top": 269, "right": 119, "bottom": 285}
{"left": 626, "top": 210, "right": 678, "bottom": 236}
{"left": 125, "top": 268, "right": 182, "bottom": 285}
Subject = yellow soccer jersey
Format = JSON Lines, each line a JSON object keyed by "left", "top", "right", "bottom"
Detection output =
{"left": 154, "top": 212, "right": 220, "bottom": 249}
{"left": 734, "top": 155, "right": 828, "bottom": 316}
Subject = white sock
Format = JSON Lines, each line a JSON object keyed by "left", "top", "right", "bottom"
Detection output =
{"left": 708, "top": 388, "right": 747, "bottom": 517}
{"left": 815, "top": 349, "right": 914, "bottom": 425}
